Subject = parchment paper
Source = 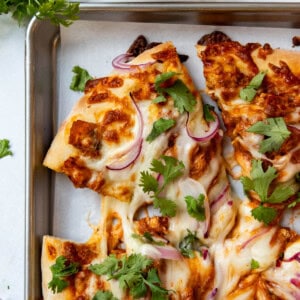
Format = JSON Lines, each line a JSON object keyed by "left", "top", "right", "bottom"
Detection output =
{"left": 53, "top": 20, "right": 300, "bottom": 242}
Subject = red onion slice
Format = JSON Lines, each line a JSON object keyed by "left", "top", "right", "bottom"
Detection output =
{"left": 240, "top": 227, "right": 272, "bottom": 250}
{"left": 186, "top": 112, "right": 220, "bottom": 142}
{"left": 112, "top": 53, "right": 154, "bottom": 70}
{"left": 283, "top": 252, "right": 300, "bottom": 263}
{"left": 210, "top": 184, "right": 230, "bottom": 212}
{"left": 140, "top": 244, "right": 182, "bottom": 260}
{"left": 106, "top": 96, "right": 144, "bottom": 170}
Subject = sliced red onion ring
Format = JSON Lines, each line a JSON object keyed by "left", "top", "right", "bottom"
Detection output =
{"left": 210, "top": 184, "right": 230, "bottom": 209}
{"left": 240, "top": 227, "right": 272, "bottom": 250}
{"left": 106, "top": 96, "right": 144, "bottom": 170}
{"left": 112, "top": 53, "right": 154, "bottom": 70}
{"left": 283, "top": 252, "right": 300, "bottom": 263}
{"left": 140, "top": 244, "right": 182, "bottom": 260}
{"left": 186, "top": 112, "right": 220, "bottom": 142}
{"left": 291, "top": 278, "right": 300, "bottom": 288}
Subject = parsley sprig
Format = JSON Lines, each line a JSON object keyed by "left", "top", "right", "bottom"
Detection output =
{"left": 240, "top": 71, "right": 266, "bottom": 101}
{"left": 0, "top": 139, "right": 12, "bottom": 159}
{"left": 153, "top": 72, "right": 197, "bottom": 113}
{"left": 48, "top": 255, "right": 79, "bottom": 294}
{"left": 241, "top": 160, "right": 295, "bottom": 224}
{"left": 0, "top": 0, "right": 79, "bottom": 26}
{"left": 247, "top": 117, "right": 291, "bottom": 153}
{"left": 89, "top": 254, "right": 169, "bottom": 299}
{"left": 139, "top": 156, "right": 185, "bottom": 217}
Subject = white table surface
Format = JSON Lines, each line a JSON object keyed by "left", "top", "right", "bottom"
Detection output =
{"left": 0, "top": 15, "right": 26, "bottom": 300}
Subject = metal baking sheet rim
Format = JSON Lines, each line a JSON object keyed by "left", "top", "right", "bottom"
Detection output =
{"left": 25, "top": 3, "right": 300, "bottom": 299}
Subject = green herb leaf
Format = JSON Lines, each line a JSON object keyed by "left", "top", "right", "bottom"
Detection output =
{"left": 70, "top": 66, "right": 93, "bottom": 92}
{"left": 179, "top": 230, "right": 202, "bottom": 258}
{"left": 48, "top": 256, "right": 79, "bottom": 294}
{"left": 247, "top": 117, "right": 291, "bottom": 153}
{"left": 0, "top": 139, "right": 12, "bottom": 159}
{"left": 288, "top": 193, "right": 300, "bottom": 208}
{"left": 146, "top": 118, "right": 176, "bottom": 142}
{"left": 250, "top": 259, "right": 260, "bottom": 270}
{"left": 184, "top": 194, "right": 206, "bottom": 221}
{"left": 89, "top": 254, "right": 168, "bottom": 299}
{"left": 241, "top": 160, "right": 294, "bottom": 204}
{"left": 203, "top": 104, "right": 215, "bottom": 122}
{"left": 132, "top": 232, "right": 165, "bottom": 246}
{"left": 139, "top": 171, "right": 159, "bottom": 194}
{"left": 240, "top": 71, "right": 266, "bottom": 101}
{"left": 251, "top": 205, "right": 277, "bottom": 225}
{"left": 92, "top": 291, "right": 118, "bottom": 300}
{"left": 153, "top": 72, "right": 196, "bottom": 113}
{"left": 145, "top": 269, "right": 169, "bottom": 300}
{"left": 153, "top": 197, "right": 177, "bottom": 217}
{"left": 0, "top": 0, "right": 79, "bottom": 26}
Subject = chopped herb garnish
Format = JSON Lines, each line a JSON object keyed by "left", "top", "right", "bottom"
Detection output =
{"left": 139, "top": 156, "right": 185, "bottom": 217}
{"left": 89, "top": 254, "right": 169, "bottom": 299}
{"left": 70, "top": 66, "right": 93, "bottom": 92}
{"left": 184, "top": 194, "right": 206, "bottom": 221}
{"left": 203, "top": 104, "right": 215, "bottom": 122}
{"left": 241, "top": 160, "right": 295, "bottom": 224}
{"left": 92, "top": 290, "right": 118, "bottom": 300}
{"left": 132, "top": 232, "right": 165, "bottom": 246}
{"left": 288, "top": 193, "right": 300, "bottom": 208}
{"left": 250, "top": 259, "right": 260, "bottom": 269}
{"left": 153, "top": 72, "right": 197, "bottom": 113}
{"left": 240, "top": 71, "right": 266, "bottom": 101}
{"left": 48, "top": 256, "right": 79, "bottom": 294}
{"left": 0, "top": 139, "right": 12, "bottom": 159}
{"left": 247, "top": 117, "right": 291, "bottom": 153}
{"left": 146, "top": 118, "right": 176, "bottom": 142}
{"left": 179, "top": 230, "right": 202, "bottom": 258}
{"left": 0, "top": 0, "right": 79, "bottom": 26}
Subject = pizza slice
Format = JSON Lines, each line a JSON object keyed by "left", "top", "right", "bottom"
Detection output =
{"left": 196, "top": 31, "right": 300, "bottom": 224}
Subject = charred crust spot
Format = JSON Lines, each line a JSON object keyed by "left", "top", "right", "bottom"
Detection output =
{"left": 127, "top": 35, "right": 148, "bottom": 57}
{"left": 69, "top": 120, "right": 101, "bottom": 157}
{"left": 197, "top": 30, "right": 231, "bottom": 46}
{"left": 292, "top": 36, "right": 300, "bottom": 47}
{"left": 152, "top": 47, "right": 177, "bottom": 62}
{"left": 257, "top": 43, "right": 273, "bottom": 60}
{"left": 269, "top": 61, "right": 300, "bottom": 85}
{"left": 84, "top": 78, "right": 100, "bottom": 93}
{"left": 88, "top": 92, "right": 109, "bottom": 104}
{"left": 178, "top": 53, "right": 189, "bottom": 63}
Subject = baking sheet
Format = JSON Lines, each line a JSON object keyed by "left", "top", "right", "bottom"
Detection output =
{"left": 53, "top": 20, "right": 300, "bottom": 242}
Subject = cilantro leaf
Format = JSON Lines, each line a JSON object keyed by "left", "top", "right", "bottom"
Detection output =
{"left": 241, "top": 160, "right": 294, "bottom": 204}
{"left": 139, "top": 171, "right": 159, "bottom": 194}
{"left": 0, "top": 139, "right": 12, "bottom": 159}
{"left": 179, "top": 230, "right": 202, "bottom": 258}
{"left": 184, "top": 194, "right": 206, "bottom": 221}
{"left": 153, "top": 197, "right": 177, "bottom": 217}
{"left": 48, "top": 256, "right": 79, "bottom": 294}
{"left": 146, "top": 118, "right": 176, "bottom": 142}
{"left": 250, "top": 259, "right": 260, "bottom": 270}
{"left": 132, "top": 232, "right": 165, "bottom": 246}
{"left": 88, "top": 255, "right": 119, "bottom": 277}
{"left": 70, "top": 66, "right": 93, "bottom": 92}
{"left": 251, "top": 205, "right": 277, "bottom": 225}
{"left": 89, "top": 254, "right": 169, "bottom": 299}
{"left": 203, "top": 104, "right": 215, "bottom": 122}
{"left": 92, "top": 291, "right": 118, "bottom": 300}
{"left": 153, "top": 72, "right": 196, "bottom": 113}
{"left": 0, "top": 0, "right": 79, "bottom": 26}
{"left": 240, "top": 71, "right": 266, "bottom": 101}
{"left": 288, "top": 193, "right": 300, "bottom": 208}
{"left": 145, "top": 269, "right": 169, "bottom": 300}
{"left": 247, "top": 117, "right": 291, "bottom": 153}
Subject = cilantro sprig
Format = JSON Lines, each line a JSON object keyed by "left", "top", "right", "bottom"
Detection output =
{"left": 146, "top": 118, "right": 176, "bottom": 142}
{"left": 0, "top": 0, "right": 79, "bottom": 26}
{"left": 240, "top": 71, "right": 266, "bottom": 102}
{"left": 241, "top": 160, "right": 295, "bottom": 225}
{"left": 179, "top": 229, "right": 203, "bottom": 258}
{"left": 48, "top": 255, "right": 79, "bottom": 294}
{"left": 139, "top": 156, "right": 185, "bottom": 217}
{"left": 153, "top": 72, "right": 197, "bottom": 113}
{"left": 89, "top": 254, "right": 169, "bottom": 299}
{"left": 0, "top": 139, "right": 12, "bottom": 159}
{"left": 70, "top": 66, "right": 93, "bottom": 92}
{"left": 184, "top": 194, "right": 206, "bottom": 221}
{"left": 247, "top": 117, "right": 291, "bottom": 153}
{"left": 250, "top": 259, "right": 260, "bottom": 270}
{"left": 203, "top": 104, "right": 215, "bottom": 122}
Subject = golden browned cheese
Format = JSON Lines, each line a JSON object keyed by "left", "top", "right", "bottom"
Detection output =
{"left": 135, "top": 216, "right": 169, "bottom": 237}
{"left": 198, "top": 39, "right": 300, "bottom": 184}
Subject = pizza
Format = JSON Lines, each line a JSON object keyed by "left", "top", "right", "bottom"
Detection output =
{"left": 41, "top": 33, "right": 300, "bottom": 299}
{"left": 42, "top": 38, "right": 238, "bottom": 299}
